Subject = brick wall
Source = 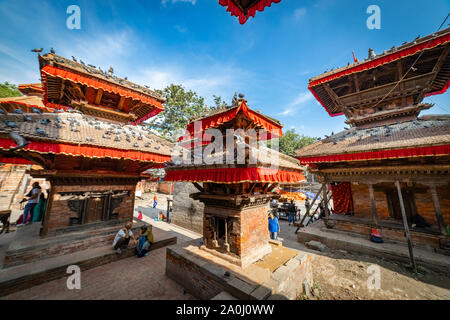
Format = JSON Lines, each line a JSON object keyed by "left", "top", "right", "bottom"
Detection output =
{"left": 351, "top": 183, "right": 389, "bottom": 219}
{"left": 240, "top": 205, "right": 269, "bottom": 258}
{"left": 414, "top": 184, "right": 450, "bottom": 226}
{"left": 43, "top": 183, "right": 135, "bottom": 236}
{"left": 350, "top": 182, "right": 449, "bottom": 228}
{"left": 171, "top": 182, "right": 204, "bottom": 234}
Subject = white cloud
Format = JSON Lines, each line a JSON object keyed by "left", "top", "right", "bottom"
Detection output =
{"left": 294, "top": 8, "right": 307, "bottom": 21}
{"left": 278, "top": 92, "right": 314, "bottom": 117}
{"left": 162, "top": 0, "right": 197, "bottom": 5}
{"left": 290, "top": 91, "right": 313, "bottom": 106}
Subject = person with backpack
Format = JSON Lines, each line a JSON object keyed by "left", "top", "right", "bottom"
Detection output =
{"left": 19, "top": 182, "right": 41, "bottom": 225}
{"left": 288, "top": 199, "right": 296, "bottom": 226}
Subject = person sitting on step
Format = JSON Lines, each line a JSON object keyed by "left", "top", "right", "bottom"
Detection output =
{"left": 113, "top": 222, "right": 137, "bottom": 254}
{"left": 135, "top": 225, "right": 154, "bottom": 258}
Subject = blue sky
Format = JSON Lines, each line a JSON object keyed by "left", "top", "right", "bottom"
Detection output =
{"left": 0, "top": 0, "right": 449, "bottom": 138}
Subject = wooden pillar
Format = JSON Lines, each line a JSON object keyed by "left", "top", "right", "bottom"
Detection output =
{"left": 429, "top": 184, "right": 447, "bottom": 235}
{"left": 322, "top": 183, "right": 329, "bottom": 218}
{"left": 368, "top": 183, "right": 379, "bottom": 225}
{"left": 395, "top": 181, "right": 417, "bottom": 273}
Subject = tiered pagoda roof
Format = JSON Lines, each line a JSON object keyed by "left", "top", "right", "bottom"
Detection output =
{"left": 309, "top": 28, "right": 450, "bottom": 127}
{"left": 296, "top": 115, "right": 450, "bottom": 164}
{"left": 297, "top": 28, "right": 450, "bottom": 165}
{"left": 38, "top": 53, "right": 165, "bottom": 125}
{"left": 219, "top": 0, "right": 281, "bottom": 24}
{"left": 0, "top": 52, "right": 173, "bottom": 172}
{"left": 166, "top": 98, "right": 304, "bottom": 184}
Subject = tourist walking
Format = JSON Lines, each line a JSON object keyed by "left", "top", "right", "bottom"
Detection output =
{"left": 288, "top": 199, "right": 296, "bottom": 226}
{"left": 19, "top": 182, "right": 41, "bottom": 225}
{"left": 305, "top": 198, "right": 311, "bottom": 214}
{"left": 113, "top": 222, "right": 137, "bottom": 254}
{"left": 153, "top": 194, "right": 158, "bottom": 208}
{"left": 268, "top": 213, "right": 280, "bottom": 240}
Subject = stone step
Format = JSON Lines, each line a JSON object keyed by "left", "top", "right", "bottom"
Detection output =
{"left": 4, "top": 222, "right": 145, "bottom": 268}
{"left": 0, "top": 230, "right": 177, "bottom": 297}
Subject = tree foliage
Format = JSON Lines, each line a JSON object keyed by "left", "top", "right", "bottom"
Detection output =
{"left": 147, "top": 84, "right": 206, "bottom": 141}
{"left": 0, "top": 82, "right": 22, "bottom": 98}
{"left": 267, "top": 129, "right": 317, "bottom": 156}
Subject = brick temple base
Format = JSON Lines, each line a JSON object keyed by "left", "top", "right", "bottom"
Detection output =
{"left": 202, "top": 203, "right": 272, "bottom": 267}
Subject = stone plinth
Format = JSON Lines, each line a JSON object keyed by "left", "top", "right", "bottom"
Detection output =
{"left": 166, "top": 240, "right": 313, "bottom": 300}
{"left": 202, "top": 202, "right": 272, "bottom": 267}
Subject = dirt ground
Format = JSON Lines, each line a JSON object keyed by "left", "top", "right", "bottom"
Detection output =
{"left": 303, "top": 249, "right": 450, "bottom": 300}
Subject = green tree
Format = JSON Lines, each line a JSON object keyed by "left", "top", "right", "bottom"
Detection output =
{"left": 267, "top": 129, "right": 317, "bottom": 156}
{"left": 211, "top": 95, "right": 227, "bottom": 110}
{"left": 0, "top": 82, "right": 22, "bottom": 98}
{"left": 147, "top": 84, "right": 206, "bottom": 141}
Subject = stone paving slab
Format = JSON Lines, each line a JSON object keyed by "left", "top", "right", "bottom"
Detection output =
{"left": 2, "top": 247, "right": 193, "bottom": 300}
{"left": 297, "top": 221, "right": 450, "bottom": 273}
{"left": 0, "top": 227, "right": 176, "bottom": 296}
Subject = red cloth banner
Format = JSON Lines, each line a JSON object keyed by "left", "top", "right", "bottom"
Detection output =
{"left": 0, "top": 138, "right": 170, "bottom": 164}
{"left": 0, "top": 157, "right": 33, "bottom": 165}
{"left": 331, "top": 182, "right": 353, "bottom": 214}
{"left": 181, "top": 100, "right": 282, "bottom": 142}
{"left": 164, "top": 167, "right": 305, "bottom": 183}
{"left": 219, "top": 0, "right": 282, "bottom": 24}
{"left": 297, "top": 144, "right": 450, "bottom": 164}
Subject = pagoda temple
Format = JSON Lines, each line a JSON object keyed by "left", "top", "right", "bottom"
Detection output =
{"left": 163, "top": 96, "right": 312, "bottom": 300}
{"left": 0, "top": 52, "right": 172, "bottom": 238}
{"left": 295, "top": 28, "right": 450, "bottom": 257}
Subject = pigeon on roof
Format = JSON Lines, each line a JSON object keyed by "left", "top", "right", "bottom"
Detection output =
{"left": 32, "top": 108, "right": 42, "bottom": 114}
{"left": 36, "top": 127, "right": 46, "bottom": 136}
{"left": 13, "top": 109, "right": 23, "bottom": 114}
{"left": 31, "top": 48, "right": 43, "bottom": 53}
{"left": 5, "top": 120, "right": 17, "bottom": 128}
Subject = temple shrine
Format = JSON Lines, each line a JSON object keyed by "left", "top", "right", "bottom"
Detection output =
{"left": 295, "top": 28, "right": 450, "bottom": 262}
{"left": 164, "top": 96, "right": 313, "bottom": 299}
{"left": 0, "top": 52, "right": 172, "bottom": 267}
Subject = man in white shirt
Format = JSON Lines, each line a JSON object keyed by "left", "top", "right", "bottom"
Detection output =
{"left": 21, "top": 182, "right": 41, "bottom": 225}
{"left": 113, "top": 222, "right": 137, "bottom": 254}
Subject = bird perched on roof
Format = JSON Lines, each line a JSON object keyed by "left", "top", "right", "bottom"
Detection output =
{"left": 137, "top": 135, "right": 143, "bottom": 140}
{"left": 71, "top": 126, "right": 79, "bottom": 132}
{"left": 80, "top": 59, "right": 85, "bottom": 65}
{"left": 102, "top": 133, "right": 111, "bottom": 139}
{"left": 50, "top": 48, "right": 55, "bottom": 54}
{"left": 72, "top": 56, "right": 77, "bottom": 62}
{"left": 55, "top": 122, "right": 62, "bottom": 129}
{"left": 31, "top": 48, "right": 43, "bottom": 53}
{"left": 13, "top": 109, "right": 23, "bottom": 114}
{"left": 108, "top": 67, "right": 114, "bottom": 75}
{"left": 24, "top": 115, "right": 33, "bottom": 122}
{"left": 8, "top": 132, "right": 30, "bottom": 150}
{"left": 114, "top": 136, "right": 121, "bottom": 141}
{"left": 32, "top": 108, "right": 42, "bottom": 114}
{"left": 86, "top": 136, "right": 93, "bottom": 142}
{"left": 0, "top": 109, "right": 6, "bottom": 115}
{"left": 5, "top": 120, "right": 17, "bottom": 128}
{"left": 40, "top": 119, "right": 50, "bottom": 125}
{"left": 144, "top": 142, "right": 151, "bottom": 148}
{"left": 133, "top": 143, "right": 139, "bottom": 148}
{"left": 36, "top": 128, "right": 47, "bottom": 136}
